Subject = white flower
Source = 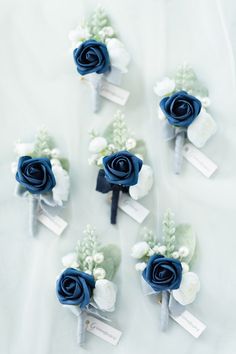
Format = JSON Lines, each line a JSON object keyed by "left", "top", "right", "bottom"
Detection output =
{"left": 172, "top": 272, "right": 200, "bottom": 305}
{"left": 89, "top": 137, "right": 107, "bottom": 154}
{"left": 93, "top": 279, "right": 117, "bottom": 312}
{"left": 178, "top": 246, "right": 189, "bottom": 258}
{"left": 153, "top": 77, "right": 175, "bottom": 97}
{"left": 147, "top": 249, "right": 154, "bottom": 257}
{"left": 106, "top": 38, "right": 130, "bottom": 73}
{"left": 131, "top": 242, "right": 150, "bottom": 259}
{"left": 187, "top": 110, "right": 217, "bottom": 148}
{"left": 108, "top": 143, "right": 115, "bottom": 151}
{"left": 158, "top": 245, "right": 167, "bottom": 255}
{"left": 181, "top": 262, "right": 189, "bottom": 273}
{"left": 126, "top": 138, "right": 136, "bottom": 150}
{"left": 153, "top": 245, "right": 160, "bottom": 253}
{"left": 98, "top": 26, "right": 115, "bottom": 39}
{"left": 85, "top": 256, "right": 93, "bottom": 264}
{"left": 51, "top": 148, "right": 61, "bottom": 158}
{"left": 50, "top": 158, "right": 61, "bottom": 166}
{"left": 62, "top": 252, "right": 77, "bottom": 267}
{"left": 14, "top": 143, "right": 34, "bottom": 156}
{"left": 88, "top": 154, "right": 99, "bottom": 166}
{"left": 93, "top": 267, "right": 106, "bottom": 280}
{"left": 68, "top": 25, "right": 91, "bottom": 50}
{"left": 172, "top": 251, "right": 179, "bottom": 259}
{"left": 97, "top": 156, "right": 104, "bottom": 166}
{"left": 52, "top": 164, "right": 70, "bottom": 206}
{"left": 158, "top": 106, "right": 166, "bottom": 120}
{"left": 93, "top": 252, "right": 104, "bottom": 264}
{"left": 129, "top": 165, "right": 153, "bottom": 200}
{"left": 135, "top": 262, "right": 147, "bottom": 271}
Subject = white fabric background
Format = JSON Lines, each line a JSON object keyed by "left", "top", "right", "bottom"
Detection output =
{"left": 1, "top": 0, "right": 236, "bottom": 353}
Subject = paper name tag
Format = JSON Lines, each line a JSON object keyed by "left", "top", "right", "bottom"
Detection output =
{"left": 99, "top": 81, "right": 130, "bottom": 106}
{"left": 118, "top": 194, "right": 149, "bottom": 223}
{"left": 38, "top": 210, "right": 68, "bottom": 236}
{"left": 183, "top": 143, "right": 218, "bottom": 178}
{"left": 171, "top": 310, "right": 206, "bottom": 338}
{"left": 86, "top": 316, "right": 122, "bottom": 346}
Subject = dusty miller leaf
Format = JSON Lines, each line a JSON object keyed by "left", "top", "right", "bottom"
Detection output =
{"left": 99, "top": 244, "right": 121, "bottom": 280}
{"left": 175, "top": 224, "right": 196, "bottom": 263}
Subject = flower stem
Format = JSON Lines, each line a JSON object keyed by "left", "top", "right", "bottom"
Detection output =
{"left": 111, "top": 188, "right": 120, "bottom": 224}
{"left": 160, "top": 291, "right": 170, "bottom": 331}
{"left": 77, "top": 310, "right": 86, "bottom": 346}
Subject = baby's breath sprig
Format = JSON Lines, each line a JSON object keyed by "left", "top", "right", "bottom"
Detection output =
{"left": 112, "top": 111, "right": 128, "bottom": 150}
{"left": 174, "top": 63, "right": 208, "bottom": 97}
{"left": 88, "top": 6, "right": 112, "bottom": 42}
{"left": 162, "top": 210, "right": 176, "bottom": 257}
{"left": 33, "top": 128, "right": 53, "bottom": 157}
{"left": 76, "top": 225, "right": 100, "bottom": 272}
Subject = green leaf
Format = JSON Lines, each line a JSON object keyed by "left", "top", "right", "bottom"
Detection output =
{"left": 175, "top": 224, "right": 196, "bottom": 263}
{"left": 59, "top": 158, "right": 70, "bottom": 172}
{"left": 99, "top": 244, "right": 121, "bottom": 280}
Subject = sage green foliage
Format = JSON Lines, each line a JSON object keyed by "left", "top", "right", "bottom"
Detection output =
{"left": 87, "top": 6, "right": 115, "bottom": 42}
{"left": 162, "top": 209, "right": 176, "bottom": 257}
{"left": 99, "top": 244, "right": 121, "bottom": 280}
{"left": 76, "top": 225, "right": 121, "bottom": 280}
{"left": 174, "top": 63, "right": 208, "bottom": 97}
{"left": 30, "top": 129, "right": 69, "bottom": 171}
{"left": 137, "top": 210, "right": 196, "bottom": 265}
{"left": 32, "top": 128, "right": 53, "bottom": 158}
{"left": 175, "top": 224, "right": 196, "bottom": 264}
{"left": 76, "top": 225, "right": 100, "bottom": 272}
{"left": 143, "top": 227, "right": 156, "bottom": 248}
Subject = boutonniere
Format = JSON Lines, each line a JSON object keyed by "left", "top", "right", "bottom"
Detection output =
{"left": 56, "top": 225, "right": 121, "bottom": 346}
{"left": 88, "top": 111, "right": 154, "bottom": 224}
{"left": 12, "top": 129, "right": 70, "bottom": 237}
{"left": 69, "top": 6, "right": 130, "bottom": 112}
{"left": 154, "top": 64, "right": 217, "bottom": 176}
{"left": 131, "top": 210, "right": 205, "bottom": 337}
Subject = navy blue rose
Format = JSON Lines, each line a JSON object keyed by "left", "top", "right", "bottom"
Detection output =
{"left": 142, "top": 255, "right": 182, "bottom": 292}
{"left": 73, "top": 39, "right": 110, "bottom": 76}
{"left": 56, "top": 268, "right": 95, "bottom": 308}
{"left": 160, "top": 90, "right": 202, "bottom": 127}
{"left": 16, "top": 156, "right": 56, "bottom": 194}
{"left": 103, "top": 151, "right": 143, "bottom": 186}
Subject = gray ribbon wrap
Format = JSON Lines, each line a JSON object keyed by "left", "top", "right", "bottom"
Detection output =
{"left": 140, "top": 276, "right": 185, "bottom": 331}
{"left": 86, "top": 67, "right": 122, "bottom": 113}
{"left": 162, "top": 120, "right": 187, "bottom": 174}
{"left": 63, "top": 303, "right": 111, "bottom": 346}
{"left": 15, "top": 184, "right": 58, "bottom": 237}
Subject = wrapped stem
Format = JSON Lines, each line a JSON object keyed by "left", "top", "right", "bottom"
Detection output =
{"left": 92, "top": 83, "right": 101, "bottom": 113}
{"left": 29, "top": 195, "right": 39, "bottom": 237}
{"left": 174, "top": 131, "right": 186, "bottom": 174}
{"left": 160, "top": 291, "right": 170, "bottom": 331}
{"left": 77, "top": 310, "right": 87, "bottom": 346}
{"left": 111, "top": 188, "right": 120, "bottom": 224}
{"left": 88, "top": 74, "right": 102, "bottom": 113}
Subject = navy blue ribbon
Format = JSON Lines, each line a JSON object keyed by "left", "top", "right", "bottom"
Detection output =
{"left": 96, "top": 169, "right": 129, "bottom": 224}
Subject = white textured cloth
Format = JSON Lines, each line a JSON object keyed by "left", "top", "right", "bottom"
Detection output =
{"left": 1, "top": 0, "right": 236, "bottom": 353}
